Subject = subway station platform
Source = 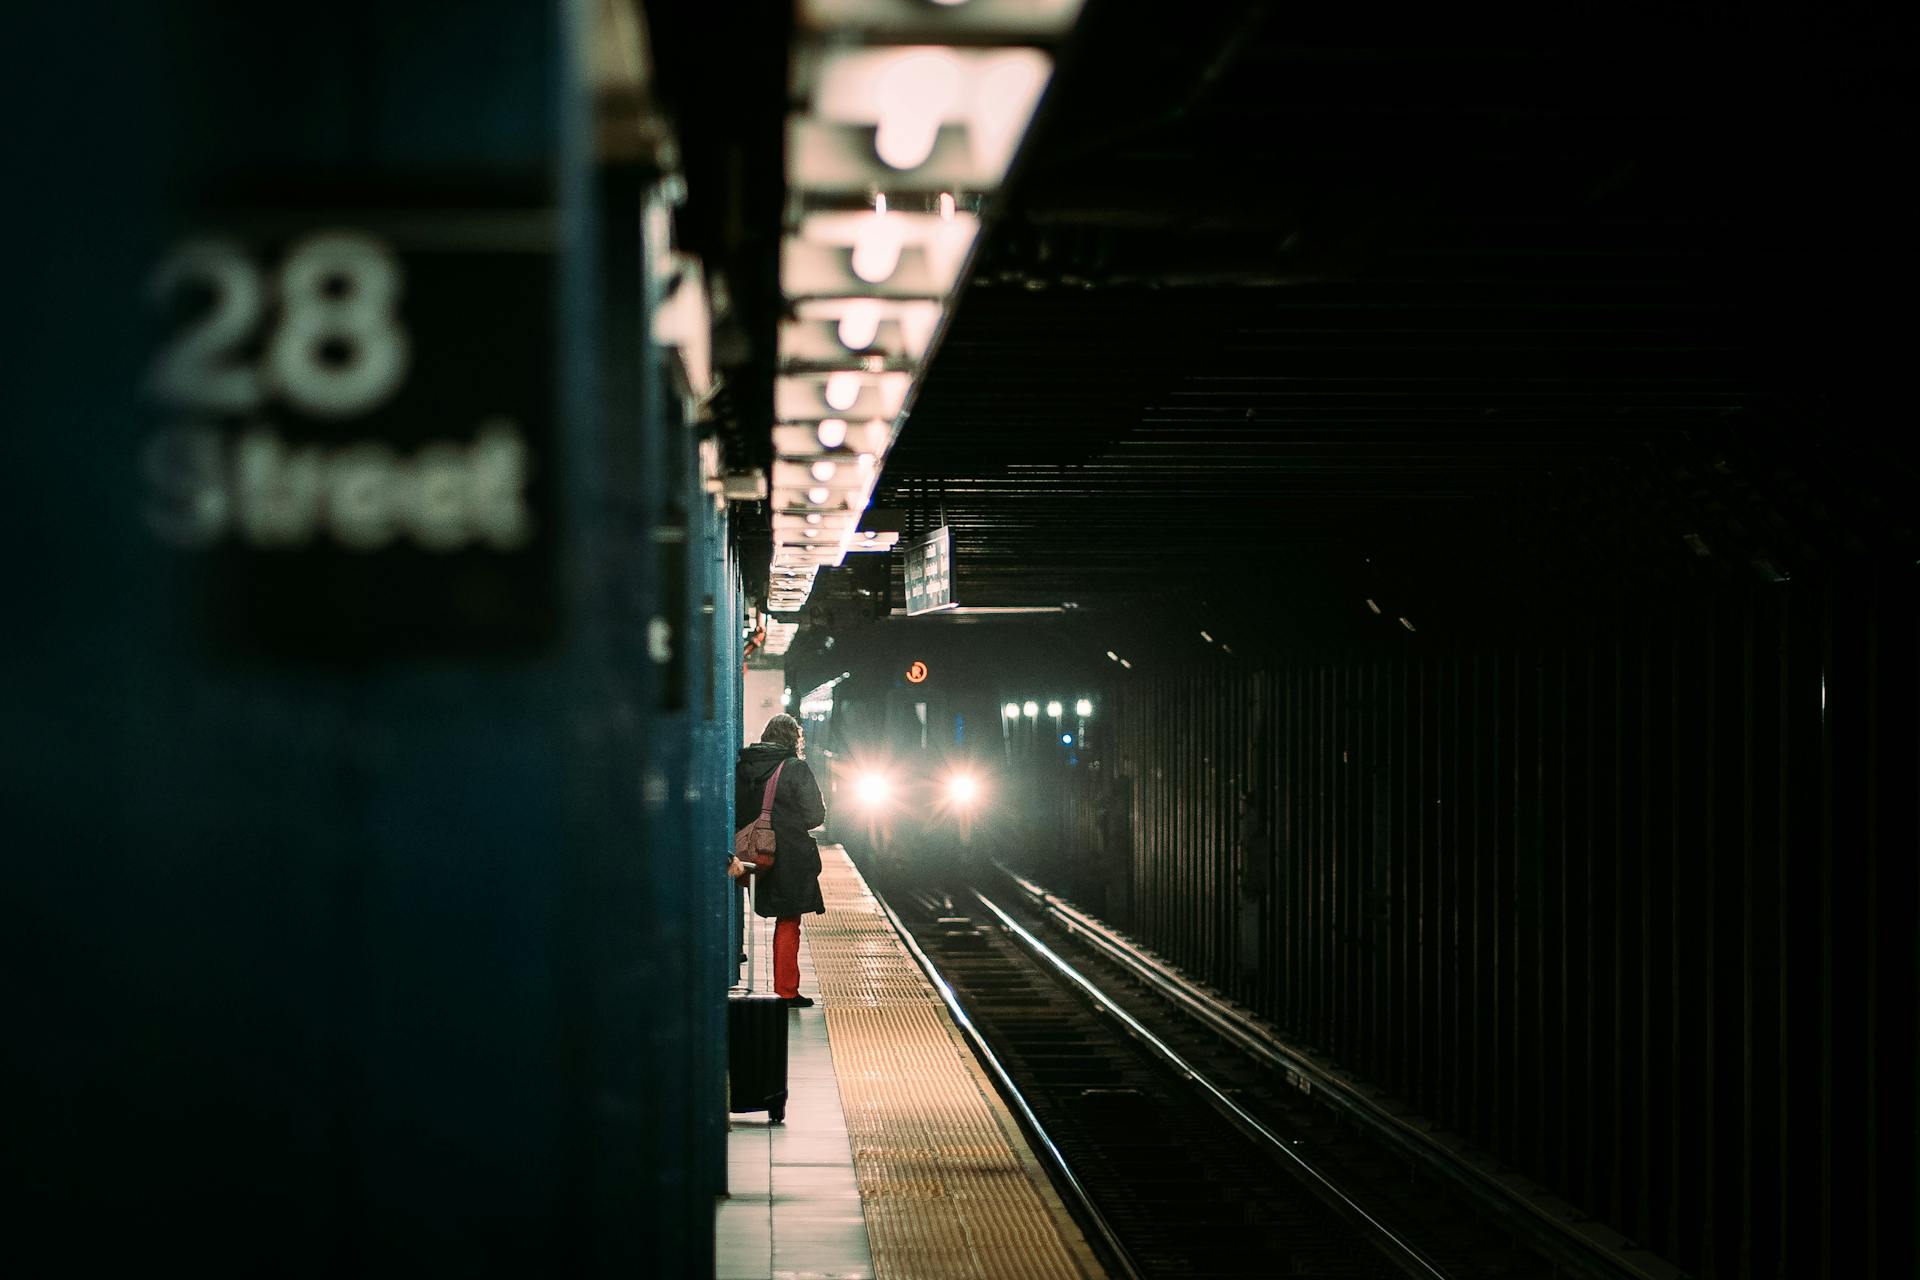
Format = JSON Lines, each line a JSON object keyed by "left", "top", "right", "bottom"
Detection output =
{"left": 719, "top": 846, "right": 1106, "bottom": 1280}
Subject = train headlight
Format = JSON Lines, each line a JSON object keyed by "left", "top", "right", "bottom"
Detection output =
{"left": 855, "top": 772, "right": 891, "bottom": 807}
{"left": 946, "top": 772, "right": 980, "bottom": 806}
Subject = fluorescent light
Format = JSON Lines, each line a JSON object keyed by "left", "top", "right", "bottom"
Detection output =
{"left": 1003, "top": 702, "right": 1020, "bottom": 718}
{"left": 1022, "top": 701, "right": 1038, "bottom": 717}
{"left": 824, "top": 371, "right": 860, "bottom": 410}
{"left": 873, "top": 50, "right": 963, "bottom": 170}
{"left": 967, "top": 50, "right": 1050, "bottom": 176}
{"left": 1105, "top": 650, "right": 1118, "bottom": 661}
{"left": 836, "top": 299, "right": 883, "bottom": 350}
{"left": 1075, "top": 698, "right": 1092, "bottom": 716}
{"left": 1046, "top": 700, "right": 1062, "bottom": 717}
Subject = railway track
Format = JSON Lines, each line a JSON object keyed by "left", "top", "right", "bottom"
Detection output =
{"left": 871, "top": 863, "right": 1565, "bottom": 1280}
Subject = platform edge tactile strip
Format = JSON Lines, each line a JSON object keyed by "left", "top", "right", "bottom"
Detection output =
{"left": 811, "top": 845, "right": 1107, "bottom": 1280}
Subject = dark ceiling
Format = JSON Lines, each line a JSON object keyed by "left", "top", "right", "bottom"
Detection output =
{"left": 826, "top": 1, "right": 1916, "bottom": 627}
{"left": 651, "top": 1, "right": 1914, "bottom": 660}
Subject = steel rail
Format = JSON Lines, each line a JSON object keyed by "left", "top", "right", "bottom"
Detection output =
{"left": 867, "top": 886, "right": 1148, "bottom": 1280}
{"left": 994, "top": 864, "right": 1688, "bottom": 1280}
{"left": 971, "top": 888, "right": 1454, "bottom": 1280}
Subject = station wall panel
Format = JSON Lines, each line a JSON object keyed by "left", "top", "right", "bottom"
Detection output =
{"left": 1044, "top": 570, "right": 1917, "bottom": 1279}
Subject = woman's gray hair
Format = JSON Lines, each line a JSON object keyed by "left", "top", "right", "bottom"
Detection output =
{"left": 760, "top": 713, "right": 803, "bottom": 751}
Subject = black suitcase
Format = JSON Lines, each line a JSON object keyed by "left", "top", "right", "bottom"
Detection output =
{"left": 727, "top": 880, "right": 789, "bottom": 1122}
{"left": 727, "top": 994, "right": 789, "bottom": 1122}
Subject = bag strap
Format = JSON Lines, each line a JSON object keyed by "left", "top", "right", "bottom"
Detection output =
{"left": 759, "top": 761, "right": 786, "bottom": 820}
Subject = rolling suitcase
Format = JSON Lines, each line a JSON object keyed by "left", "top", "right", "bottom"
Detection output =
{"left": 727, "top": 879, "right": 789, "bottom": 1123}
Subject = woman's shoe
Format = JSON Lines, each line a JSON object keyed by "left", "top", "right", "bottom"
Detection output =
{"left": 782, "top": 995, "right": 814, "bottom": 1008}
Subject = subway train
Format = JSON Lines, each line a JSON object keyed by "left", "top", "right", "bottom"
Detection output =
{"left": 797, "top": 662, "right": 1088, "bottom": 882}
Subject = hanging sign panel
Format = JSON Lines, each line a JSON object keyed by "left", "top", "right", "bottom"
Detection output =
{"left": 139, "top": 196, "right": 557, "bottom": 658}
{"left": 902, "top": 526, "right": 956, "bottom": 616}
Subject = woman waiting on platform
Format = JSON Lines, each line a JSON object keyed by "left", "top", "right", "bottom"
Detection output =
{"left": 730, "top": 713, "right": 827, "bottom": 1007}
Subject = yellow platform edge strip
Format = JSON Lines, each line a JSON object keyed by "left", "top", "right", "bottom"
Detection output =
{"left": 811, "top": 845, "right": 1108, "bottom": 1280}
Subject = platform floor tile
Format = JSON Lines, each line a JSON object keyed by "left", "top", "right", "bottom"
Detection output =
{"left": 721, "top": 885, "right": 876, "bottom": 1280}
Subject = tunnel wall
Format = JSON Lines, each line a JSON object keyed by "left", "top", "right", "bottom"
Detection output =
{"left": 1049, "top": 570, "right": 1916, "bottom": 1279}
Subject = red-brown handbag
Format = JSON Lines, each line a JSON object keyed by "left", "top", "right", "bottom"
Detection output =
{"left": 732, "top": 762, "right": 785, "bottom": 874}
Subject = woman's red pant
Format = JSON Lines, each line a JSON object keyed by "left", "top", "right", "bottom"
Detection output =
{"left": 773, "top": 917, "right": 802, "bottom": 998}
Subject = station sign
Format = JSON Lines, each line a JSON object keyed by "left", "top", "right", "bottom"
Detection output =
{"left": 902, "top": 526, "right": 956, "bottom": 616}
{"left": 140, "top": 195, "right": 556, "bottom": 658}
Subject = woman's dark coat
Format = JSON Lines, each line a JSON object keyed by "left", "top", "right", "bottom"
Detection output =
{"left": 734, "top": 743, "right": 827, "bottom": 918}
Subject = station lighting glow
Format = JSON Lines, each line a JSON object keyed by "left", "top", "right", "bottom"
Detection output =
{"left": 1366, "top": 598, "right": 1382, "bottom": 614}
{"left": 946, "top": 772, "right": 979, "bottom": 805}
{"left": 1119, "top": 659, "right": 1132, "bottom": 669}
{"left": 1199, "top": 630, "right": 1213, "bottom": 642}
{"left": 872, "top": 50, "right": 964, "bottom": 170}
{"left": 1399, "top": 617, "right": 1417, "bottom": 632}
{"left": 968, "top": 53, "right": 1051, "bottom": 175}
{"left": 835, "top": 300, "right": 882, "bottom": 351}
{"left": 1045, "top": 700, "right": 1063, "bottom": 717}
{"left": 1075, "top": 698, "right": 1093, "bottom": 716}
{"left": 1003, "top": 702, "right": 1020, "bottom": 718}
{"left": 823, "top": 371, "right": 860, "bottom": 410}
{"left": 1022, "top": 701, "right": 1038, "bottom": 718}
{"left": 773, "top": 5, "right": 1079, "bottom": 623}
{"left": 849, "top": 201, "right": 904, "bottom": 283}
{"left": 1105, "top": 650, "right": 1118, "bottom": 661}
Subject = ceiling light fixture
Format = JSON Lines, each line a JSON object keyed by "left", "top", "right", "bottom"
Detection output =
{"left": 849, "top": 200, "right": 903, "bottom": 283}
{"left": 836, "top": 299, "right": 883, "bottom": 350}
{"left": 824, "top": 371, "right": 860, "bottom": 410}
{"left": 873, "top": 50, "right": 963, "bottom": 171}
{"left": 816, "top": 418, "right": 848, "bottom": 449}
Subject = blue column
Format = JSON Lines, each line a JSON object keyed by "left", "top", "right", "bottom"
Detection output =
{"left": 6, "top": 2, "right": 719, "bottom": 1272}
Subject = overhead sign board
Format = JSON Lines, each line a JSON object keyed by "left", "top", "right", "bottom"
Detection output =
{"left": 139, "top": 194, "right": 556, "bottom": 658}
{"left": 902, "top": 526, "right": 956, "bottom": 616}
